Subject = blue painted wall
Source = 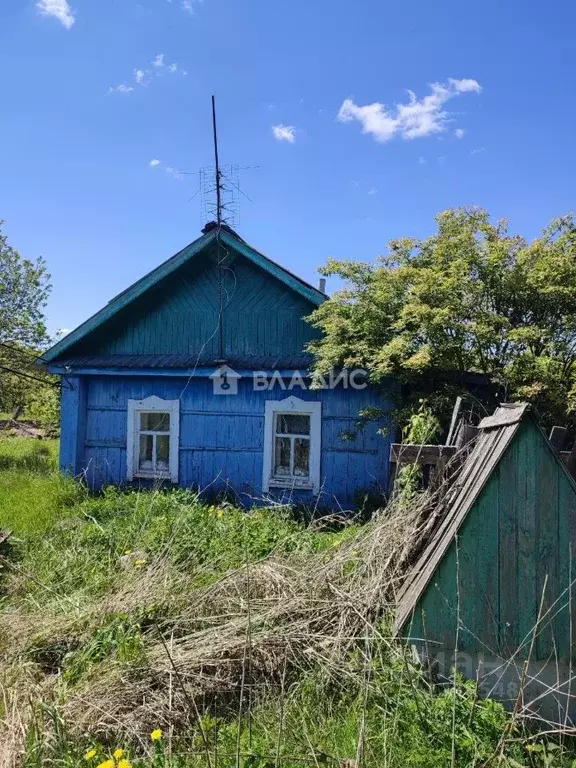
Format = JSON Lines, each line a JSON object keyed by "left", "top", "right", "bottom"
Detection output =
{"left": 67, "top": 374, "right": 393, "bottom": 510}
{"left": 71, "top": 249, "right": 321, "bottom": 360}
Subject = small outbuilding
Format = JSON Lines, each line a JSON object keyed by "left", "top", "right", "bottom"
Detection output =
{"left": 396, "top": 403, "right": 576, "bottom": 721}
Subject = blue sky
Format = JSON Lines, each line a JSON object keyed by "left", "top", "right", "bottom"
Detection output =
{"left": 1, "top": 0, "right": 576, "bottom": 335}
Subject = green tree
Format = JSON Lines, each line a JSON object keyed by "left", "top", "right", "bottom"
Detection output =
{"left": 0, "top": 220, "right": 54, "bottom": 420}
{"left": 308, "top": 207, "right": 576, "bottom": 430}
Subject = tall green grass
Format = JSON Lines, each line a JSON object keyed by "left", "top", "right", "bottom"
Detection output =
{"left": 0, "top": 437, "right": 81, "bottom": 536}
{"left": 1, "top": 438, "right": 575, "bottom": 768}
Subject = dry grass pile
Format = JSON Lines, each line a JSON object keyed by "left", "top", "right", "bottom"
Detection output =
{"left": 0, "top": 454, "right": 466, "bottom": 756}
{"left": 66, "top": 484, "right": 453, "bottom": 742}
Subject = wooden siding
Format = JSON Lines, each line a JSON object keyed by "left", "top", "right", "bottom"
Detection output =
{"left": 76, "top": 375, "right": 393, "bottom": 509}
{"left": 70, "top": 249, "right": 320, "bottom": 360}
{"left": 406, "top": 419, "right": 576, "bottom": 662}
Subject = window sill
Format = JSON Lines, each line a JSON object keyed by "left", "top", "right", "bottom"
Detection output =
{"left": 133, "top": 472, "right": 173, "bottom": 481}
{"left": 268, "top": 477, "right": 314, "bottom": 491}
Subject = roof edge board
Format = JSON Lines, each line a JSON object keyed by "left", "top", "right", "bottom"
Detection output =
{"left": 41, "top": 229, "right": 324, "bottom": 364}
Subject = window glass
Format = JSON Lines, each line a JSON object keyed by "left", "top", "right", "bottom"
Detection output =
{"left": 139, "top": 434, "right": 154, "bottom": 471}
{"left": 140, "top": 412, "right": 170, "bottom": 431}
{"left": 294, "top": 438, "right": 310, "bottom": 477}
{"left": 156, "top": 435, "right": 170, "bottom": 471}
{"left": 276, "top": 414, "right": 310, "bottom": 435}
{"left": 274, "top": 436, "right": 291, "bottom": 475}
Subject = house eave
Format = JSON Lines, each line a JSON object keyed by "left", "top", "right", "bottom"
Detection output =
{"left": 47, "top": 366, "right": 313, "bottom": 378}
{"left": 41, "top": 228, "right": 325, "bottom": 365}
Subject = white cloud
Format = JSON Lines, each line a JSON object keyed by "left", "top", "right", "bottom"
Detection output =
{"left": 111, "top": 56, "right": 186, "bottom": 93}
{"left": 448, "top": 78, "right": 482, "bottom": 93}
{"left": 150, "top": 55, "right": 186, "bottom": 76}
{"left": 454, "top": 128, "right": 465, "bottom": 139}
{"left": 418, "top": 156, "right": 426, "bottom": 164}
{"left": 36, "top": 0, "right": 75, "bottom": 29}
{"left": 181, "top": 0, "right": 196, "bottom": 12}
{"left": 471, "top": 147, "right": 486, "bottom": 155}
{"left": 109, "top": 84, "right": 134, "bottom": 94}
{"left": 272, "top": 124, "right": 296, "bottom": 143}
{"left": 149, "top": 159, "right": 183, "bottom": 178}
{"left": 337, "top": 78, "right": 482, "bottom": 143}
{"left": 165, "top": 166, "right": 184, "bottom": 179}
{"left": 368, "top": 187, "right": 378, "bottom": 195}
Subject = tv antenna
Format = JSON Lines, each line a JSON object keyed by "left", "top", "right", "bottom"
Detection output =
{"left": 212, "top": 94, "right": 223, "bottom": 226}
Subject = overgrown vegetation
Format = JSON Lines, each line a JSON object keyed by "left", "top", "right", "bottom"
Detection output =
{"left": 309, "top": 207, "right": 576, "bottom": 431}
{"left": 1, "top": 439, "right": 575, "bottom": 767}
{"left": 0, "top": 219, "right": 59, "bottom": 430}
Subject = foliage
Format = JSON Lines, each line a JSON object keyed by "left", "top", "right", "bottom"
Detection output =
{"left": 0, "top": 220, "right": 57, "bottom": 421}
{"left": 308, "top": 207, "right": 576, "bottom": 430}
{"left": 24, "top": 379, "right": 61, "bottom": 430}
{"left": 20, "top": 655, "right": 576, "bottom": 767}
{"left": 0, "top": 219, "right": 51, "bottom": 347}
{"left": 3, "top": 439, "right": 576, "bottom": 767}
{"left": 395, "top": 402, "right": 441, "bottom": 501}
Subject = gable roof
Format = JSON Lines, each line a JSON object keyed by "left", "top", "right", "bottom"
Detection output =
{"left": 394, "top": 403, "right": 575, "bottom": 633}
{"left": 42, "top": 227, "right": 326, "bottom": 364}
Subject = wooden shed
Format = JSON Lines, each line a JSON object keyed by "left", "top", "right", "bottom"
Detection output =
{"left": 396, "top": 403, "right": 576, "bottom": 720}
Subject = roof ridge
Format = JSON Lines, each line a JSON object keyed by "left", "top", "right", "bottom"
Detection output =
{"left": 41, "top": 229, "right": 325, "bottom": 364}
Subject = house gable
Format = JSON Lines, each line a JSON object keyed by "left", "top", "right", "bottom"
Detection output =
{"left": 399, "top": 414, "right": 576, "bottom": 663}
{"left": 43, "top": 229, "right": 325, "bottom": 365}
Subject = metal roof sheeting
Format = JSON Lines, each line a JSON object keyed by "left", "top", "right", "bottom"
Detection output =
{"left": 51, "top": 353, "right": 314, "bottom": 371}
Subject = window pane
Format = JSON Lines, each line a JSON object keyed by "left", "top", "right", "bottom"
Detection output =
{"left": 156, "top": 435, "right": 170, "bottom": 472}
{"left": 294, "top": 438, "right": 310, "bottom": 477}
{"left": 138, "top": 434, "right": 153, "bottom": 471}
{"left": 274, "top": 436, "right": 291, "bottom": 475}
{"left": 140, "top": 412, "right": 170, "bottom": 431}
{"left": 276, "top": 414, "right": 310, "bottom": 435}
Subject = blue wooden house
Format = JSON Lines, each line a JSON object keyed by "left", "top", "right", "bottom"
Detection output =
{"left": 42, "top": 224, "right": 392, "bottom": 509}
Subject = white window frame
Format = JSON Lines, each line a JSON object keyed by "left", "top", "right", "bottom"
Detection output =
{"left": 262, "top": 396, "right": 321, "bottom": 494}
{"left": 127, "top": 395, "right": 180, "bottom": 482}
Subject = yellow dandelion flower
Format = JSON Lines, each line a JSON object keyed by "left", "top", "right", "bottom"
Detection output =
{"left": 150, "top": 728, "right": 163, "bottom": 741}
{"left": 124, "top": 550, "right": 131, "bottom": 555}
{"left": 118, "top": 760, "right": 131, "bottom": 768}
{"left": 84, "top": 749, "right": 97, "bottom": 761}
{"left": 217, "top": 509, "right": 224, "bottom": 519}
{"left": 96, "top": 760, "right": 115, "bottom": 768}
{"left": 113, "top": 748, "right": 124, "bottom": 759}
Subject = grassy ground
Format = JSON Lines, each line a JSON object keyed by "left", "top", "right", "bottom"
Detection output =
{"left": 0, "top": 438, "right": 575, "bottom": 768}
{"left": 0, "top": 437, "right": 81, "bottom": 536}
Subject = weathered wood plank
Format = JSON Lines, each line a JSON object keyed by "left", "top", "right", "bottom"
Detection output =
{"left": 516, "top": 421, "right": 538, "bottom": 658}
{"left": 498, "top": 429, "right": 519, "bottom": 655}
{"left": 535, "top": 424, "right": 559, "bottom": 660}
{"left": 478, "top": 404, "right": 528, "bottom": 429}
{"left": 557, "top": 469, "right": 576, "bottom": 663}
{"left": 458, "top": 470, "right": 500, "bottom": 652}
{"left": 389, "top": 444, "right": 457, "bottom": 463}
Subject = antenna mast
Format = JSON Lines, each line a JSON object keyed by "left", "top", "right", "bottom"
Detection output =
{"left": 212, "top": 95, "right": 225, "bottom": 360}
{"left": 211, "top": 95, "right": 223, "bottom": 226}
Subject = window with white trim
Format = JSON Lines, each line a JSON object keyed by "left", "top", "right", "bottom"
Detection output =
{"left": 127, "top": 396, "right": 180, "bottom": 482}
{"left": 263, "top": 397, "right": 321, "bottom": 494}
